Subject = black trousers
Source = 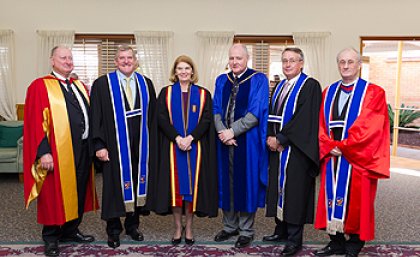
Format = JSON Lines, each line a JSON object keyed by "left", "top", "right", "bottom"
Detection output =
{"left": 42, "top": 140, "right": 90, "bottom": 243}
{"left": 106, "top": 208, "right": 141, "bottom": 237}
{"left": 330, "top": 232, "right": 365, "bottom": 255}
{"left": 273, "top": 217, "right": 304, "bottom": 247}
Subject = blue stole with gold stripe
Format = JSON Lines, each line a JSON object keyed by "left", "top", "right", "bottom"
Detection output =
{"left": 107, "top": 71, "right": 150, "bottom": 212}
{"left": 269, "top": 73, "right": 308, "bottom": 220}
{"left": 323, "top": 78, "right": 368, "bottom": 234}
{"left": 167, "top": 83, "right": 205, "bottom": 203}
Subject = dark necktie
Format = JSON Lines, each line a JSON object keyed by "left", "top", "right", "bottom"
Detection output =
{"left": 273, "top": 81, "right": 291, "bottom": 133}
{"left": 66, "top": 79, "right": 80, "bottom": 102}
{"left": 227, "top": 76, "right": 239, "bottom": 127}
{"left": 65, "top": 79, "right": 86, "bottom": 134}
{"left": 66, "top": 79, "right": 82, "bottom": 111}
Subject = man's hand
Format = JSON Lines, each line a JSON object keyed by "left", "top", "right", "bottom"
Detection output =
{"left": 218, "top": 129, "right": 234, "bottom": 143}
{"left": 225, "top": 139, "right": 238, "bottom": 146}
{"left": 40, "top": 153, "right": 54, "bottom": 171}
{"left": 330, "top": 146, "right": 342, "bottom": 156}
{"left": 266, "top": 136, "right": 279, "bottom": 151}
{"left": 96, "top": 148, "right": 110, "bottom": 161}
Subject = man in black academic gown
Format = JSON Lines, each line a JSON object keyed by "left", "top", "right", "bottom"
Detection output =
{"left": 89, "top": 44, "right": 157, "bottom": 248}
{"left": 264, "top": 47, "right": 321, "bottom": 256}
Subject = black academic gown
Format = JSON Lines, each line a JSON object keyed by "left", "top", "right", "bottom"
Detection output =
{"left": 265, "top": 77, "right": 321, "bottom": 225}
{"left": 89, "top": 74, "right": 157, "bottom": 220}
{"left": 152, "top": 85, "right": 218, "bottom": 218}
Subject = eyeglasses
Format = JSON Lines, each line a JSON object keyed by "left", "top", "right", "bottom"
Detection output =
{"left": 281, "top": 58, "right": 302, "bottom": 64}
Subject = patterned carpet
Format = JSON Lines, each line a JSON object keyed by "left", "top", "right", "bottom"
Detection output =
{"left": 1, "top": 242, "right": 419, "bottom": 256}
{"left": 0, "top": 169, "right": 419, "bottom": 256}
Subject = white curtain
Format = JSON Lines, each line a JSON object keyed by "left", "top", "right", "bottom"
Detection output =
{"left": 196, "top": 31, "right": 234, "bottom": 94}
{"left": 0, "top": 30, "right": 16, "bottom": 120}
{"left": 292, "top": 32, "right": 331, "bottom": 87}
{"left": 134, "top": 31, "right": 174, "bottom": 95}
{"left": 37, "top": 30, "right": 75, "bottom": 76}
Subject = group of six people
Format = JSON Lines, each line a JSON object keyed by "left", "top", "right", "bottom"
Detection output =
{"left": 23, "top": 43, "right": 389, "bottom": 257}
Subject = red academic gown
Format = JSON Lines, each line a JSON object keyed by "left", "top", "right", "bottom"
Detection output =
{"left": 23, "top": 75, "right": 97, "bottom": 225}
{"left": 315, "top": 82, "right": 390, "bottom": 241}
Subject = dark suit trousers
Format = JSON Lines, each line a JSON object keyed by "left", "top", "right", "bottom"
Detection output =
{"left": 273, "top": 217, "right": 304, "bottom": 247}
{"left": 42, "top": 140, "right": 90, "bottom": 243}
{"left": 106, "top": 209, "right": 140, "bottom": 237}
{"left": 329, "top": 233, "right": 365, "bottom": 255}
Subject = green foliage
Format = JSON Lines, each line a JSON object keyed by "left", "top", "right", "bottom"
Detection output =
{"left": 388, "top": 103, "right": 420, "bottom": 131}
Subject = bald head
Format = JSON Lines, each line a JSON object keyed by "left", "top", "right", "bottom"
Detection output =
{"left": 229, "top": 43, "right": 249, "bottom": 75}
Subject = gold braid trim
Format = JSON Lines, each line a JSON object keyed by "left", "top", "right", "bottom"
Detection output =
{"left": 227, "top": 72, "right": 258, "bottom": 85}
{"left": 26, "top": 108, "right": 50, "bottom": 209}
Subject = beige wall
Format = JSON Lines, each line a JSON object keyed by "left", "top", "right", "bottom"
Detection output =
{"left": 1, "top": 0, "right": 420, "bottom": 102}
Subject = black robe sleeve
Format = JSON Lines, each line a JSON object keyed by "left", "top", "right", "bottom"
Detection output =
{"left": 278, "top": 78, "right": 322, "bottom": 173}
{"left": 152, "top": 86, "right": 218, "bottom": 217}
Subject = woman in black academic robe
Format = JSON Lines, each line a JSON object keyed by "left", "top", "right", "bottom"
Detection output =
{"left": 154, "top": 55, "right": 217, "bottom": 246}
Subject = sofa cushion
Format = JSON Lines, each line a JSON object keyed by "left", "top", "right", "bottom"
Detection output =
{"left": 0, "top": 121, "right": 23, "bottom": 147}
{"left": 0, "top": 147, "right": 17, "bottom": 161}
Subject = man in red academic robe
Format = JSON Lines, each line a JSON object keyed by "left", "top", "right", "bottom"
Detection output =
{"left": 24, "top": 45, "right": 98, "bottom": 257}
{"left": 314, "top": 48, "right": 390, "bottom": 257}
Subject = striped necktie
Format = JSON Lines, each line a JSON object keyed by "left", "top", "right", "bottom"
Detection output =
{"left": 276, "top": 81, "right": 291, "bottom": 114}
{"left": 227, "top": 76, "right": 239, "bottom": 127}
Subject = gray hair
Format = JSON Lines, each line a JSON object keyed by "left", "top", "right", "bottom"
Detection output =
{"left": 50, "top": 45, "right": 71, "bottom": 57}
{"left": 115, "top": 44, "right": 138, "bottom": 60}
{"left": 336, "top": 47, "right": 361, "bottom": 63}
{"left": 282, "top": 47, "right": 304, "bottom": 61}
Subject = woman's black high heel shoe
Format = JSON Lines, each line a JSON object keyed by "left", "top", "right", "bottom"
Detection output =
{"left": 184, "top": 226, "right": 194, "bottom": 245}
{"left": 171, "top": 237, "right": 181, "bottom": 245}
{"left": 185, "top": 237, "right": 195, "bottom": 246}
{"left": 171, "top": 226, "right": 184, "bottom": 246}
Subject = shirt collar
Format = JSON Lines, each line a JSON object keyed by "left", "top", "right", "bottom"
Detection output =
{"left": 116, "top": 70, "right": 134, "bottom": 81}
{"left": 233, "top": 68, "right": 248, "bottom": 79}
{"left": 286, "top": 72, "right": 301, "bottom": 86}
{"left": 342, "top": 78, "right": 358, "bottom": 86}
{"left": 52, "top": 71, "right": 68, "bottom": 81}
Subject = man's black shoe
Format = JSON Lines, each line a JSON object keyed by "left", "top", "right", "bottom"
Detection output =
{"left": 127, "top": 229, "right": 144, "bottom": 241}
{"left": 262, "top": 234, "right": 285, "bottom": 242}
{"left": 107, "top": 235, "right": 120, "bottom": 249}
{"left": 281, "top": 244, "right": 302, "bottom": 256}
{"left": 44, "top": 241, "right": 59, "bottom": 257}
{"left": 214, "top": 230, "right": 239, "bottom": 242}
{"left": 313, "top": 243, "right": 345, "bottom": 256}
{"left": 60, "top": 231, "right": 95, "bottom": 243}
{"left": 234, "top": 235, "right": 253, "bottom": 248}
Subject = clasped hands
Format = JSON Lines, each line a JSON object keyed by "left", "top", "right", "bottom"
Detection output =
{"left": 176, "top": 135, "right": 194, "bottom": 151}
{"left": 218, "top": 128, "right": 237, "bottom": 146}
{"left": 266, "top": 136, "right": 284, "bottom": 152}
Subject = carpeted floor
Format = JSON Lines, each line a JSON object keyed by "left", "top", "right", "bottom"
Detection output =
{"left": 0, "top": 169, "right": 419, "bottom": 256}
{"left": 1, "top": 242, "right": 419, "bottom": 256}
